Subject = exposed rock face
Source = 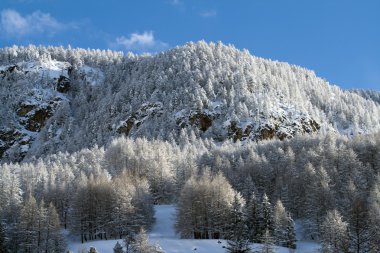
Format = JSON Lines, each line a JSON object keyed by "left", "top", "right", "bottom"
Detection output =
{"left": 56, "top": 76, "right": 71, "bottom": 93}
{"left": 226, "top": 115, "right": 320, "bottom": 142}
{"left": 189, "top": 111, "right": 213, "bottom": 132}
{"left": 176, "top": 109, "right": 216, "bottom": 132}
{"left": 18, "top": 98, "right": 62, "bottom": 132}
{"left": 117, "top": 102, "right": 163, "bottom": 135}
{"left": 117, "top": 117, "right": 135, "bottom": 136}
{"left": 0, "top": 97, "right": 62, "bottom": 160}
{"left": 0, "top": 129, "right": 21, "bottom": 157}
{"left": 0, "top": 65, "right": 18, "bottom": 78}
{"left": 17, "top": 104, "right": 36, "bottom": 117}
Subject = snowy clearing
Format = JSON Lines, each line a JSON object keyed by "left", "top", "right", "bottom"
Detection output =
{"left": 66, "top": 205, "right": 320, "bottom": 253}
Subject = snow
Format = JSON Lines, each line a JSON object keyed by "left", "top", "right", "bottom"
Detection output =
{"left": 80, "top": 65, "right": 105, "bottom": 86}
{"left": 66, "top": 205, "right": 320, "bottom": 253}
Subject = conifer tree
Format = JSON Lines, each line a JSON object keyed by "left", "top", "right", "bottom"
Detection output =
{"left": 260, "top": 229, "right": 275, "bottom": 253}
{"left": 246, "top": 192, "right": 259, "bottom": 242}
{"left": 225, "top": 193, "right": 251, "bottom": 253}
{"left": 18, "top": 195, "right": 39, "bottom": 253}
{"left": 130, "top": 227, "right": 153, "bottom": 253}
{"left": 257, "top": 193, "right": 273, "bottom": 242}
{"left": 284, "top": 213, "right": 296, "bottom": 249}
{"left": 320, "top": 210, "right": 350, "bottom": 253}
{"left": 0, "top": 222, "right": 7, "bottom": 253}
{"left": 273, "top": 200, "right": 296, "bottom": 249}
{"left": 113, "top": 241, "right": 124, "bottom": 253}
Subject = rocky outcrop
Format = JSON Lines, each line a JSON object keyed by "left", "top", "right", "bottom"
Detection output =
{"left": 225, "top": 113, "right": 320, "bottom": 142}
{"left": 117, "top": 117, "right": 135, "bottom": 136}
{"left": 0, "top": 129, "right": 21, "bottom": 157}
{"left": 117, "top": 102, "right": 163, "bottom": 135}
{"left": 189, "top": 111, "right": 213, "bottom": 132}
{"left": 0, "top": 65, "right": 18, "bottom": 78}
{"left": 176, "top": 109, "right": 215, "bottom": 132}
{"left": 56, "top": 76, "right": 71, "bottom": 93}
{"left": 18, "top": 98, "right": 62, "bottom": 132}
{"left": 0, "top": 97, "right": 63, "bottom": 160}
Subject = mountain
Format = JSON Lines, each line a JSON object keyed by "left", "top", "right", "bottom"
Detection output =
{"left": 1, "top": 42, "right": 379, "bottom": 162}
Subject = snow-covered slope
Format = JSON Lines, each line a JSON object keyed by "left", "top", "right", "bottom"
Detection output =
{"left": 0, "top": 43, "right": 379, "bottom": 162}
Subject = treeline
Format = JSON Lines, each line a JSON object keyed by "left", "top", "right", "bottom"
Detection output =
{"left": 1, "top": 131, "right": 380, "bottom": 252}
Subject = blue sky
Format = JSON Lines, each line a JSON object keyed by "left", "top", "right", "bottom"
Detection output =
{"left": 0, "top": 0, "right": 379, "bottom": 91}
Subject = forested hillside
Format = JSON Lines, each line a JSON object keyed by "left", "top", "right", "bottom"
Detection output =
{"left": 0, "top": 42, "right": 379, "bottom": 162}
{"left": 1, "top": 42, "right": 380, "bottom": 252}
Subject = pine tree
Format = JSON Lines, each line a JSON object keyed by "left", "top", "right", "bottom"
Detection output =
{"left": 284, "top": 214, "right": 296, "bottom": 249}
{"left": 225, "top": 193, "right": 251, "bottom": 253}
{"left": 113, "top": 241, "right": 124, "bottom": 253}
{"left": 246, "top": 192, "right": 259, "bottom": 242}
{"left": 260, "top": 229, "right": 275, "bottom": 253}
{"left": 368, "top": 175, "right": 380, "bottom": 253}
{"left": 257, "top": 193, "right": 273, "bottom": 242}
{"left": 44, "top": 202, "right": 66, "bottom": 253}
{"left": 320, "top": 210, "right": 350, "bottom": 253}
{"left": 0, "top": 222, "right": 7, "bottom": 253}
{"left": 18, "top": 194, "right": 39, "bottom": 253}
{"left": 130, "top": 227, "right": 153, "bottom": 253}
{"left": 273, "top": 200, "right": 296, "bottom": 249}
{"left": 124, "top": 230, "right": 136, "bottom": 253}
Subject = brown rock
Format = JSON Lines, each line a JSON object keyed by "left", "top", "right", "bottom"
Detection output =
{"left": 117, "top": 117, "right": 135, "bottom": 136}
{"left": 56, "top": 76, "right": 71, "bottom": 93}
{"left": 17, "top": 104, "right": 36, "bottom": 117}
{"left": 189, "top": 112, "right": 213, "bottom": 132}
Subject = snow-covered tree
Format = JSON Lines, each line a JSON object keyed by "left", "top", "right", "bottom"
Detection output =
{"left": 129, "top": 227, "right": 154, "bottom": 253}
{"left": 273, "top": 200, "right": 296, "bottom": 249}
{"left": 0, "top": 222, "right": 7, "bottom": 253}
{"left": 176, "top": 170, "right": 236, "bottom": 239}
{"left": 246, "top": 192, "right": 260, "bottom": 242}
{"left": 257, "top": 193, "right": 273, "bottom": 242}
{"left": 320, "top": 210, "right": 350, "bottom": 253}
{"left": 225, "top": 193, "right": 251, "bottom": 253}
{"left": 113, "top": 241, "right": 124, "bottom": 253}
{"left": 18, "top": 195, "right": 39, "bottom": 253}
{"left": 260, "top": 229, "right": 275, "bottom": 253}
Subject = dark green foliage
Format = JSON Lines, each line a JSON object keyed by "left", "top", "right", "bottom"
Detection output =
{"left": 113, "top": 241, "right": 124, "bottom": 253}
{"left": 225, "top": 194, "right": 251, "bottom": 253}
{"left": 246, "top": 193, "right": 260, "bottom": 242}
{"left": 0, "top": 222, "right": 8, "bottom": 253}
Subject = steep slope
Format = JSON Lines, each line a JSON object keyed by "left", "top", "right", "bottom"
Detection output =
{"left": 352, "top": 89, "right": 380, "bottom": 105}
{"left": 0, "top": 42, "right": 379, "bottom": 162}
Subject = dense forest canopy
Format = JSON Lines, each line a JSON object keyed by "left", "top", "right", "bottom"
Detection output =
{"left": 0, "top": 42, "right": 379, "bottom": 162}
{"left": 0, "top": 42, "right": 380, "bottom": 252}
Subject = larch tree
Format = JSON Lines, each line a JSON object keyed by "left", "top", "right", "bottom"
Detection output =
{"left": 18, "top": 194, "right": 39, "bottom": 253}
{"left": 320, "top": 210, "right": 350, "bottom": 253}
{"left": 273, "top": 199, "right": 296, "bottom": 249}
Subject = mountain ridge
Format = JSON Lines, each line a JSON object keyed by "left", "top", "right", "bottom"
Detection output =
{"left": 0, "top": 41, "right": 379, "bottom": 162}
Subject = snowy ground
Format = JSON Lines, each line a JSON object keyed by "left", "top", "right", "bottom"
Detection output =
{"left": 66, "top": 205, "right": 320, "bottom": 253}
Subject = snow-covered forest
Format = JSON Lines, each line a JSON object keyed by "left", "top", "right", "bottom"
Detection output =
{"left": 0, "top": 42, "right": 380, "bottom": 252}
{"left": 1, "top": 133, "right": 380, "bottom": 252}
{"left": 0, "top": 42, "right": 379, "bottom": 162}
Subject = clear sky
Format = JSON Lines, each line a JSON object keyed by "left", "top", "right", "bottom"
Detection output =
{"left": 0, "top": 0, "right": 379, "bottom": 91}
